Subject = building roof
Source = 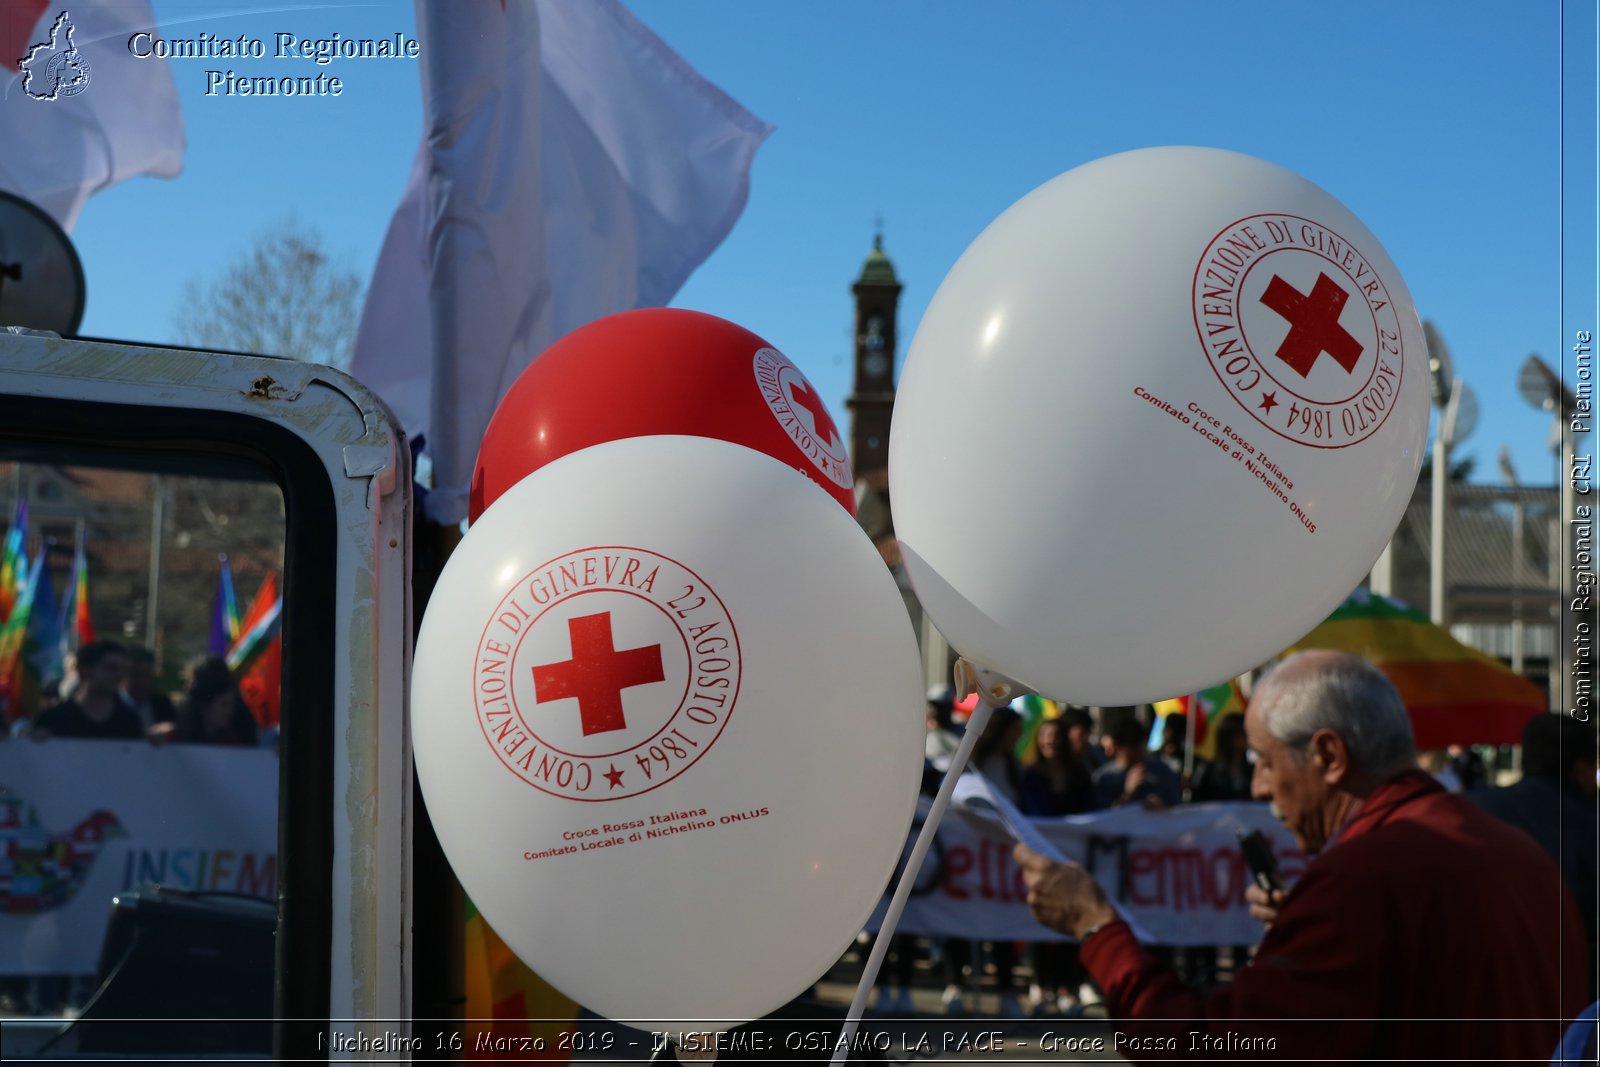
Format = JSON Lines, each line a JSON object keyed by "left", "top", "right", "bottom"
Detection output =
{"left": 1388, "top": 481, "right": 1562, "bottom": 625}
{"left": 856, "top": 234, "right": 898, "bottom": 286}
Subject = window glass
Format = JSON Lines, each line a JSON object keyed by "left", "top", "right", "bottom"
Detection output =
{"left": 0, "top": 457, "right": 284, "bottom": 1056}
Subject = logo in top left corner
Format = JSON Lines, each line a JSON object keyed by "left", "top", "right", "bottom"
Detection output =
{"left": 19, "top": 12, "right": 91, "bottom": 101}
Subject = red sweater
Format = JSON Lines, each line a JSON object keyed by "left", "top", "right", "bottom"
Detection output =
{"left": 1081, "top": 771, "right": 1590, "bottom": 1064}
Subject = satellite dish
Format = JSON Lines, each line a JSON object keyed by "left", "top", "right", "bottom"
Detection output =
{"left": 1518, "top": 353, "right": 1571, "bottom": 413}
{"left": 0, "top": 190, "right": 84, "bottom": 335}
{"left": 1423, "top": 319, "right": 1453, "bottom": 407}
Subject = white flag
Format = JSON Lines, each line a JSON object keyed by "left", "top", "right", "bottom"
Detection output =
{"left": 0, "top": 0, "right": 184, "bottom": 231}
{"left": 350, "top": 0, "right": 773, "bottom": 525}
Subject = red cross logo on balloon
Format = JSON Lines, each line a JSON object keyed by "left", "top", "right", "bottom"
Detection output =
{"left": 1192, "top": 214, "right": 1404, "bottom": 449}
{"left": 1258, "top": 273, "right": 1363, "bottom": 378}
{"left": 531, "top": 612, "right": 665, "bottom": 736}
{"left": 472, "top": 546, "right": 740, "bottom": 801}
{"left": 752, "top": 347, "right": 853, "bottom": 489}
{"left": 788, "top": 379, "right": 840, "bottom": 448}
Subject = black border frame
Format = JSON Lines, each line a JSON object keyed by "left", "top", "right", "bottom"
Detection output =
{"left": 0, "top": 391, "right": 337, "bottom": 1062}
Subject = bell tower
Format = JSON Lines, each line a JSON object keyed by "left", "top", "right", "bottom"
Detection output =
{"left": 846, "top": 232, "right": 902, "bottom": 478}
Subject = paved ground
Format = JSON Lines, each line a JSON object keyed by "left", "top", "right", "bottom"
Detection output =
{"left": 0, "top": 938, "right": 1157, "bottom": 1062}
{"left": 562, "top": 939, "right": 1136, "bottom": 1065}
{"left": 566, "top": 1001, "right": 1127, "bottom": 1066}
{"left": 810, "top": 980, "right": 1123, "bottom": 1063}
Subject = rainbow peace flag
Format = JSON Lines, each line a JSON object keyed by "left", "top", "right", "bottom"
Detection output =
{"left": 17, "top": 552, "right": 63, "bottom": 718}
{"left": 0, "top": 501, "right": 28, "bottom": 625}
{"left": 226, "top": 576, "right": 280, "bottom": 674}
{"left": 0, "top": 555, "right": 42, "bottom": 720}
{"left": 227, "top": 574, "right": 282, "bottom": 729}
{"left": 209, "top": 553, "right": 242, "bottom": 656}
{"left": 1152, "top": 679, "right": 1245, "bottom": 760}
{"left": 58, "top": 539, "right": 94, "bottom": 648}
{"left": 72, "top": 545, "right": 93, "bottom": 646}
{"left": 1285, "top": 588, "right": 1545, "bottom": 749}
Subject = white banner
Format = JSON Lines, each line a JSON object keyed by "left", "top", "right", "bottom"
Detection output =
{"left": 0, "top": 745, "right": 1299, "bottom": 974}
{"left": 0, "top": 740, "right": 278, "bottom": 975}
{"left": 869, "top": 798, "right": 1310, "bottom": 947}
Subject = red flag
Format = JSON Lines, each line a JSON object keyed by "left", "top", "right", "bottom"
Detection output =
{"left": 231, "top": 574, "right": 281, "bottom": 729}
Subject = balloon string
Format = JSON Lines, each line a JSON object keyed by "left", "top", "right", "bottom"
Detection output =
{"left": 830, "top": 697, "right": 996, "bottom": 1067}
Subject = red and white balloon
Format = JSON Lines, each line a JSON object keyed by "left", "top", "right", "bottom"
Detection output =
{"left": 416, "top": 436, "right": 923, "bottom": 1029}
{"left": 471, "top": 308, "right": 855, "bottom": 521}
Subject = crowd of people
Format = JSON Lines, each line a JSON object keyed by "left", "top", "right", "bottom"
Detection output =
{"left": 869, "top": 664, "right": 1597, "bottom": 1059}
{"left": 8, "top": 638, "right": 266, "bottom": 747}
{"left": 6, "top": 634, "right": 1594, "bottom": 1057}
{"left": 883, "top": 688, "right": 1269, "bottom": 1018}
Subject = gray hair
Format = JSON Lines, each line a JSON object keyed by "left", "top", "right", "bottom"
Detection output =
{"left": 1254, "top": 650, "right": 1417, "bottom": 779}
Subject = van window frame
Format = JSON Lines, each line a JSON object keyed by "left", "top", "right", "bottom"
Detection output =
{"left": 0, "top": 394, "right": 336, "bottom": 1060}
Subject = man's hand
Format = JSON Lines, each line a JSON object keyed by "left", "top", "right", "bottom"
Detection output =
{"left": 1245, "top": 883, "right": 1286, "bottom": 928}
{"left": 1012, "top": 843, "right": 1116, "bottom": 940}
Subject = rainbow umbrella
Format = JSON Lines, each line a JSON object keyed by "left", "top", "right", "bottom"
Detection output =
{"left": 1284, "top": 588, "right": 1545, "bottom": 749}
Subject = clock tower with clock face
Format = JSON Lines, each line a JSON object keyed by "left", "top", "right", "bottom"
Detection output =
{"left": 847, "top": 232, "right": 902, "bottom": 479}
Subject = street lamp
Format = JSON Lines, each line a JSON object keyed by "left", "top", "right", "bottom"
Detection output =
{"left": 1499, "top": 445, "right": 1525, "bottom": 675}
{"left": 1518, "top": 353, "right": 1579, "bottom": 713}
{"left": 1425, "top": 323, "right": 1477, "bottom": 625}
{"left": 1517, "top": 354, "right": 1576, "bottom": 461}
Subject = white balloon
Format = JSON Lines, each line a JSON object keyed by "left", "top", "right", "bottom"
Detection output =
{"left": 890, "top": 147, "right": 1428, "bottom": 705}
{"left": 412, "top": 435, "right": 925, "bottom": 1029}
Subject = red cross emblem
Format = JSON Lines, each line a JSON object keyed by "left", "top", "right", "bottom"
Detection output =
{"left": 788, "top": 380, "right": 840, "bottom": 448}
{"left": 531, "top": 613, "right": 665, "bottom": 736}
{"left": 1258, "top": 273, "right": 1363, "bottom": 378}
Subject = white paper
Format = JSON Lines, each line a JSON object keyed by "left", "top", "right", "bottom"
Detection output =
{"left": 952, "top": 769, "right": 1155, "bottom": 942}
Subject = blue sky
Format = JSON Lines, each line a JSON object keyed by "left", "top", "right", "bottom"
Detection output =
{"left": 57, "top": 0, "right": 1599, "bottom": 488}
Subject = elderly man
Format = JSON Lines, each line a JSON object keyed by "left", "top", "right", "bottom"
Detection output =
{"left": 1015, "top": 649, "right": 1588, "bottom": 1062}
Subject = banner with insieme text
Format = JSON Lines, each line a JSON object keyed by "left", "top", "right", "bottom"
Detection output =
{"left": 0, "top": 741, "right": 1299, "bottom": 975}
{"left": 0, "top": 740, "right": 277, "bottom": 975}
